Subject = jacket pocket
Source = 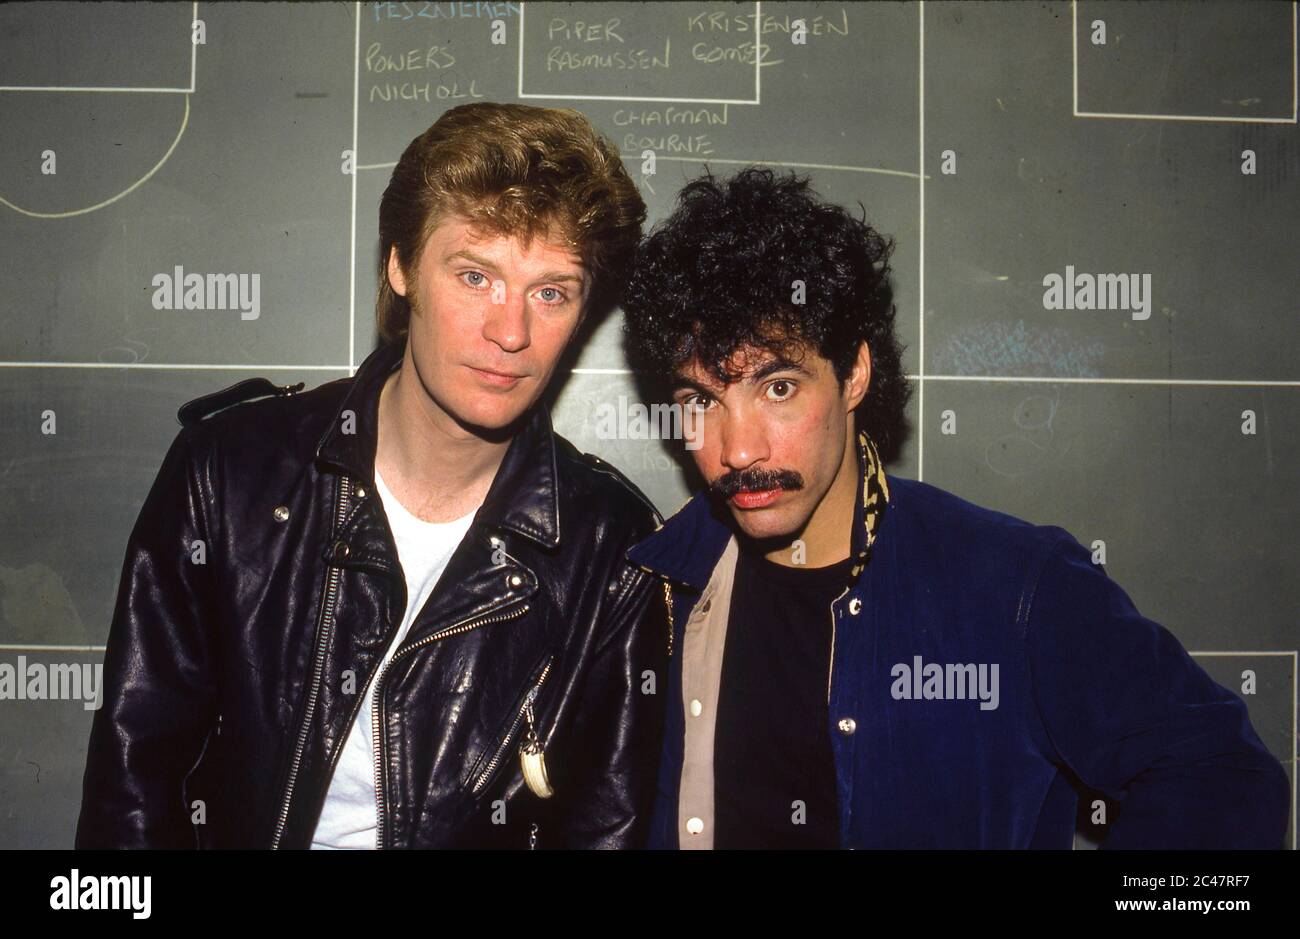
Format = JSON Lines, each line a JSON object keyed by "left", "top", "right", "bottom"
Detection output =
{"left": 468, "top": 655, "right": 555, "bottom": 796}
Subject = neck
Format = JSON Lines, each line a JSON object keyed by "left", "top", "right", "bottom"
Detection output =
{"left": 760, "top": 424, "right": 859, "bottom": 568}
{"left": 374, "top": 348, "right": 511, "bottom": 523}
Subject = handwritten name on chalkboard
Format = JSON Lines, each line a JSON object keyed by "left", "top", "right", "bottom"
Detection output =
{"left": 363, "top": 40, "right": 483, "bottom": 104}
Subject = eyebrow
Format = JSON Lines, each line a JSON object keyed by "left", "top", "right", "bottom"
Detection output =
{"left": 670, "top": 357, "right": 814, "bottom": 393}
{"left": 444, "top": 249, "right": 586, "bottom": 286}
{"left": 669, "top": 374, "right": 707, "bottom": 394}
{"left": 749, "top": 358, "right": 814, "bottom": 383}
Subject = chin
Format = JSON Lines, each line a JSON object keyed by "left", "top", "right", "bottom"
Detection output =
{"left": 448, "top": 394, "right": 532, "bottom": 432}
{"left": 727, "top": 504, "right": 807, "bottom": 542}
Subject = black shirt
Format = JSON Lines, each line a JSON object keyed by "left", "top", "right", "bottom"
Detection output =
{"left": 713, "top": 547, "right": 853, "bottom": 849}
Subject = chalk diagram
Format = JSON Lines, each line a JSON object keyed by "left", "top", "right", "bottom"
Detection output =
{"left": 976, "top": 0, "right": 1297, "bottom": 477}
{"left": 0, "top": 1, "right": 199, "bottom": 218}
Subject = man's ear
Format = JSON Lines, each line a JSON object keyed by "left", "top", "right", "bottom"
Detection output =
{"left": 387, "top": 246, "right": 408, "bottom": 298}
{"left": 844, "top": 340, "right": 872, "bottom": 411}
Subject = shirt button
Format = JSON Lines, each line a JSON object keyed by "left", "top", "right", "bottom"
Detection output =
{"left": 837, "top": 717, "right": 857, "bottom": 735}
{"left": 686, "top": 817, "right": 704, "bottom": 835}
{"left": 848, "top": 597, "right": 862, "bottom": 615}
{"left": 689, "top": 699, "right": 702, "bottom": 717}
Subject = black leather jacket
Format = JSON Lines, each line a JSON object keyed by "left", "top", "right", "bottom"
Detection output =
{"left": 75, "top": 339, "right": 670, "bottom": 849}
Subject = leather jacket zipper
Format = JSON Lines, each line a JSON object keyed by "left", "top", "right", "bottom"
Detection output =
{"left": 270, "top": 473, "right": 353, "bottom": 850}
{"left": 470, "top": 656, "right": 554, "bottom": 796}
{"left": 371, "top": 599, "right": 532, "bottom": 849}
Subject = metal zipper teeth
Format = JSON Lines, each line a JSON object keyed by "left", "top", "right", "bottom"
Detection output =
{"left": 372, "top": 599, "right": 531, "bottom": 849}
{"left": 470, "top": 658, "right": 554, "bottom": 795}
{"left": 270, "top": 473, "right": 352, "bottom": 849}
{"left": 631, "top": 564, "right": 676, "bottom": 659}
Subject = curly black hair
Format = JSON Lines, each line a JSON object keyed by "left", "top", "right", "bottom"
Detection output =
{"left": 621, "top": 166, "right": 912, "bottom": 463}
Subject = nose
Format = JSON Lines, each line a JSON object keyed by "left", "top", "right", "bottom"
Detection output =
{"left": 481, "top": 282, "right": 530, "bottom": 353}
{"left": 717, "top": 405, "right": 769, "bottom": 473}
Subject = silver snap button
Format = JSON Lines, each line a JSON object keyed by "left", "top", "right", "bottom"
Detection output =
{"left": 273, "top": 506, "right": 290, "bottom": 522}
{"left": 355, "top": 486, "right": 367, "bottom": 499}
{"left": 837, "top": 717, "right": 857, "bottom": 735}
{"left": 848, "top": 597, "right": 862, "bottom": 615}
{"left": 508, "top": 573, "right": 524, "bottom": 588}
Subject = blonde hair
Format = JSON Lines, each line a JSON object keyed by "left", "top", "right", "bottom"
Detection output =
{"left": 375, "top": 102, "right": 647, "bottom": 344}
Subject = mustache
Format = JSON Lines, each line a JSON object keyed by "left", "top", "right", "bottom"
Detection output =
{"left": 709, "top": 467, "right": 804, "bottom": 499}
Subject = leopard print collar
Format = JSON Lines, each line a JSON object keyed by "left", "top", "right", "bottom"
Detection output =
{"left": 850, "top": 428, "right": 891, "bottom": 579}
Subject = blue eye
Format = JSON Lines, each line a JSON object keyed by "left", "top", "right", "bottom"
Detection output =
{"left": 462, "top": 271, "right": 489, "bottom": 288}
{"left": 538, "top": 287, "right": 567, "bottom": 304}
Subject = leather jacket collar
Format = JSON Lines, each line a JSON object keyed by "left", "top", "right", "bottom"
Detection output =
{"left": 314, "top": 339, "right": 561, "bottom": 550}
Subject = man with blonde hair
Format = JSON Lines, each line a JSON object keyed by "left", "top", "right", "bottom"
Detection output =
{"left": 77, "top": 103, "right": 668, "bottom": 849}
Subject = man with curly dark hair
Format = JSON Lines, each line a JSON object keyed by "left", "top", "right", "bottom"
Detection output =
{"left": 621, "top": 166, "right": 1289, "bottom": 850}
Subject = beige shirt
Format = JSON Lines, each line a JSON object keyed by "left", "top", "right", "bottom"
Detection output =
{"left": 675, "top": 535, "right": 739, "bottom": 848}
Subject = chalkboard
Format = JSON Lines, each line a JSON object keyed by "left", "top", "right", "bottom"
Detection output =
{"left": 0, "top": 0, "right": 1294, "bottom": 849}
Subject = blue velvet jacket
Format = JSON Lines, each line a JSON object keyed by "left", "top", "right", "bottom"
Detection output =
{"left": 626, "top": 432, "right": 1291, "bottom": 849}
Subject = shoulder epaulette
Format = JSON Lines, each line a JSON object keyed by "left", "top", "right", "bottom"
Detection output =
{"left": 579, "top": 451, "right": 664, "bottom": 526}
{"left": 177, "top": 378, "right": 305, "bottom": 427}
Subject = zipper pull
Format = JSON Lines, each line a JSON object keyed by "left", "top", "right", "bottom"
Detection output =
{"left": 519, "top": 696, "right": 554, "bottom": 799}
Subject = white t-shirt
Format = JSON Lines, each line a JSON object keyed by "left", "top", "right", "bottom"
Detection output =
{"left": 310, "top": 466, "right": 480, "bottom": 849}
